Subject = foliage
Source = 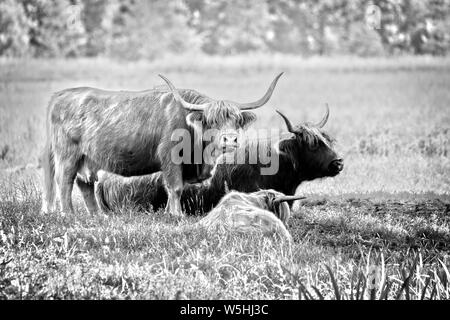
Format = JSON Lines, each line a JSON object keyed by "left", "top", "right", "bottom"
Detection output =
{"left": 0, "top": 0, "right": 449, "bottom": 58}
{"left": 0, "top": 0, "right": 31, "bottom": 57}
{"left": 186, "top": 0, "right": 272, "bottom": 55}
{"left": 106, "top": 0, "right": 201, "bottom": 60}
{"left": 20, "top": 0, "right": 86, "bottom": 57}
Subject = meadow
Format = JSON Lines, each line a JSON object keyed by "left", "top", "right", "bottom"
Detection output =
{"left": 0, "top": 55, "right": 449, "bottom": 299}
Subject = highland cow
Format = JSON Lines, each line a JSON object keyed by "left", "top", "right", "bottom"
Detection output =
{"left": 195, "top": 189, "right": 306, "bottom": 241}
{"left": 41, "top": 73, "right": 283, "bottom": 216}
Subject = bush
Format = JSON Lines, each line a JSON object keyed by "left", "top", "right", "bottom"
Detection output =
{"left": 23, "top": 0, "right": 87, "bottom": 57}
{"left": 344, "top": 22, "right": 386, "bottom": 57}
{"left": 106, "top": 0, "right": 201, "bottom": 61}
{"left": 0, "top": 0, "right": 31, "bottom": 57}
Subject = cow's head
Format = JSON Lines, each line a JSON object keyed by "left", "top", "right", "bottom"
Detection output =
{"left": 159, "top": 74, "right": 283, "bottom": 164}
{"left": 253, "top": 189, "right": 306, "bottom": 224}
{"left": 276, "top": 106, "right": 344, "bottom": 180}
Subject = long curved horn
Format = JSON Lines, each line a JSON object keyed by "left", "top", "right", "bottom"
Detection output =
{"left": 273, "top": 195, "right": 307, "bottom": 205}
{"left": 315, "top": 103, "right": 330, "bottom": 128}
{"left": 234, "top": 72, "right": 284, "bottom": 110}
{"left": 276, "top": 110, "right": 296, "bottom": 133}
{"left": 159, "top": 74, "right": 210, "bottom": 111}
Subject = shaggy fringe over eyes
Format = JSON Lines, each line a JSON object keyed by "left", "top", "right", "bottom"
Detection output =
{"left": 298, "top": 125, "right": 335, "bottom": 149}
{"left": 203, "top": 101, "right": 253, "bottom": 128}
{"left": 177, "top": 90, "right": 255, "bottom": 128}
{"left": 219, "top": 190, "right": 284, "bottom": 212}
{"left": 277, "top": 124, "right": 335, "bottom": 170}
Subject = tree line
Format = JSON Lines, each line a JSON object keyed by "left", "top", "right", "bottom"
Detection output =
{"left": 0, "top": 0, "right": 449, "bottom": 59}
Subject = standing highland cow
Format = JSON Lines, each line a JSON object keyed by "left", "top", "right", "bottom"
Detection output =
{"left": 94, "top": 105, "right": 344, "bottom": 215}
{"left": 41, "top": 73, "right": 283, "bottom": 216}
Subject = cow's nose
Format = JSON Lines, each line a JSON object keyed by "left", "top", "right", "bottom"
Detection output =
{"left": 329, "top": 159, "right": 344, "bottom": 174}
{"left": 220, "top": 134, "right": 239, "bottom": 148}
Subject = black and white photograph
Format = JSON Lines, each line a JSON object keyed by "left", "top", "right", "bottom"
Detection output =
{"left": 0, "top": 0, "right": 449, "bottom": 305}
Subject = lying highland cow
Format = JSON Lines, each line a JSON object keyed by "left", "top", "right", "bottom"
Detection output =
{"left": 94, "top": 105, "right": 343, "bottom": 215}
{"left": 194, "top": 189, "right": 305, "bottom": 240}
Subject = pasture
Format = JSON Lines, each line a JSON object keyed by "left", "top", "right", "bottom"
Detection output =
{"left": 0, "top": 55, "right": 449, "bottom": 299}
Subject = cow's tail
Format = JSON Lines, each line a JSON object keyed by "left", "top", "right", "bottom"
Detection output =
{"left": 41, "top": 140, "right": 56, "bottom": 213}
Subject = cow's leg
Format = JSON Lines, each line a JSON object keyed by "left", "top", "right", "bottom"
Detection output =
{"left": 41, "top": 142, "right": 57, "bottom": 213}
{"left": 166, "top": 186, "right": 183, "bottom": 216}
{"left": 54, "top": 157, "right": 78, "bottom": 215}
{"left": 163, "top": 166, "right": 184, "bottom": 216}
{"left": 76, "top": 178, "right": 99, "bottom": 215}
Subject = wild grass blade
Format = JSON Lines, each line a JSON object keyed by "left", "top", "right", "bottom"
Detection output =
{"left": 311, "top": 286, "right": 325, "bottom": 300}
{"left": 438, "top": 259, "right": 449, "bottom": 288}
{"left": 379, "top": 280, "right": 392, "bottom": 300}
{"left": 420, "top": 274, "right": 431, "bottom": 300}
{"left": 355, "top": 272, "right": 362, "bottom": 300}
{"left": 298, "top": 285, "right": 306, "bottom": 300}
{"left": 350, "top": 269, "right": 355, "bottom": 301}
{"left": 360, "top": 273, "right": 367, "bottom": 300}
{"left": 325, "top": 265, "right": 341, "bottom": 300}
{"left": 379, "top": 251, "right": 386, "bottom": 298}
{"left": 298, "top": 281, "right": 313, "bottom": 300}
{"left": 430, "top": 282, "right": 437, "bottom": 300}
{"left": 396, "top": 271, "right": 412, "bottom": 300}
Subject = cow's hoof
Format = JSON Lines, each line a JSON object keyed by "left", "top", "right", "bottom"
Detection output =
{"left": 172, "top": 211, "right": 184, "bottom": 218}
{"left": 166, "top": 209, "right": 184, "bottom": 218}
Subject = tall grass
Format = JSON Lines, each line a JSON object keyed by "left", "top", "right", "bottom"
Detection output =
{"left": 0, "top": 56, "right": 449, "bottom": 299}
{"left": 287, "top": 250, "right": 450, "bottom": 300}
{"left": 1, "top": 56, "right": 450, "bottom": 195}
{"left": 0, "top": 178, "right": 448, "bottom": 300}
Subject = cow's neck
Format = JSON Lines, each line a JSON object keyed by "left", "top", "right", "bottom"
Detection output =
{"left": 259, "top": 152, "right": 304, "bottom": 195}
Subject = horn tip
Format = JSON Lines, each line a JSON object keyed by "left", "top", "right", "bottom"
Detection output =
{"left": 275, "top": 72, "right": 284, "bottom": 81}
{"left": 275, "top": 109, "right": 288, "bottom": 118}
{"left": 275, "top": 109, "right": 286, "bottom": 118}
{"left": 158, "top": 74, "right": 168, "bottom": 82}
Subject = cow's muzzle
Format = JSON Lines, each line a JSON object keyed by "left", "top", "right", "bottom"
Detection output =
{"left": 328, "top": 158, "right": 344, "bottom": 175}
{"left": 219, "top": 133, "right": 239, "bottom": 151}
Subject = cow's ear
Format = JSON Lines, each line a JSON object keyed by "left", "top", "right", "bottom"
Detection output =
{"left": 186, "top": 111, "right": 204, "bottom": 131}
{"left": 266, "top": 192, "right": 276, "bottom": 210}
{"left": 278, "top": 202, "right": 291, "bottom": 224}
{"left": 240, "top": 111, "right": 257, "bottom": 129}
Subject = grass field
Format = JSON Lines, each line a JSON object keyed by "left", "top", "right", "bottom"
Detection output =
{"left": 0, "top": 55, "right": 449, "bottom": 299}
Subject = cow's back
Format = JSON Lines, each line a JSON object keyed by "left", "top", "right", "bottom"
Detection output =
{"left": 46, "top": 87, "right": 174, "bottom": 176}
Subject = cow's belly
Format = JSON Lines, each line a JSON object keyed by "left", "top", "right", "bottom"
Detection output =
{"left": 80, "top": 145, "right": 162, "bottom": 179}
{"left": 101, "top": 154, "right": 161, "bottom": 177}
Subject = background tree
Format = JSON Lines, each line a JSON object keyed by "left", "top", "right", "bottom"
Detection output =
{"left": 185, "top": 0, "right": 271, "bottom": 55}
{"left": 80, "top": 0, "right": 114, "bottom": 56}
{"left": 20, "top": 0, "right": 86, "bottom": 57}
{"left": 0, "top": 0, "right": 448, "bottom": 58}
{"left": 0, "top": 0, "right": 31, "bottom": 57}
{"left": 106, "top": 0, "right": 200, "bottom": 60}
